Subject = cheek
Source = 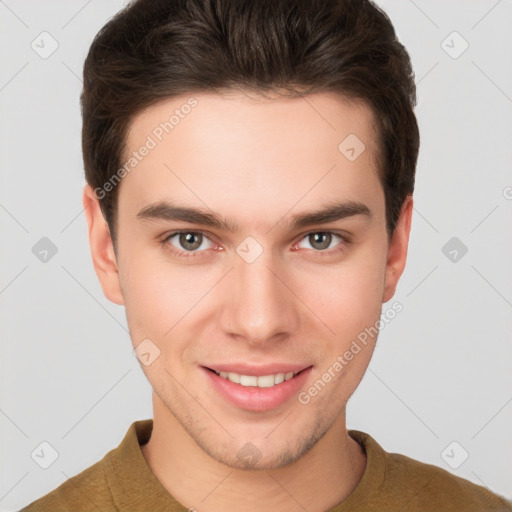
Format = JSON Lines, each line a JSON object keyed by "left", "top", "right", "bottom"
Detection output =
{"left": 118, "top": 247, "right": 210, "bottom": 343}
{"left": 298, "top": 248, "right": 387, "bottom": 341}
{"left": 297, "top": 255, "right": 387, "bottom": 406}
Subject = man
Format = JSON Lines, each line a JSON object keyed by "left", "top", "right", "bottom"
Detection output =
{"left": 22, "top": 0, "right": 511, "bottom": 510}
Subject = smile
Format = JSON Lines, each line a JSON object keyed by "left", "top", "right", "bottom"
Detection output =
{"left": 203, "top": 365, "right": 313, "bottom": 411}
{"left": 212, "top": 370, "right": 299, "bottom": 388}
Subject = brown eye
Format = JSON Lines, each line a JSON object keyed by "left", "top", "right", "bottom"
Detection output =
{"left": 179, "top": 232, "right": 203, "bottom": 251}
{"left": 308, "top": 232, "right": 332, "bottom": 250}
{"left": 295, "top": 232, "right": 347, "bottom": 254}
{"left": 164, "top": 231, "right": 214, "bottom": 254}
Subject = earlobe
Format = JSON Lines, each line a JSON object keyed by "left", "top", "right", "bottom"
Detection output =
{"left": 82, "top": 185, "right": 125, "bottom": 305}
{"left": 382, "top": 195, "right": 413, "bottom": 303}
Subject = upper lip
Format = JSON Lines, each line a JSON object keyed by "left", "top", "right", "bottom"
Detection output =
{"left": 203, "top": 363, "right": 312, "bottom": 376}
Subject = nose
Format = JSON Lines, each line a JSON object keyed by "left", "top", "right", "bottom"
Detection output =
{"left": 218, "top": 248, "right": 301, "bottom": 347}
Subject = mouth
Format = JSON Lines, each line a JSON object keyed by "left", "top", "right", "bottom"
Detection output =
{"left": 201, "top": 364, "right": 313, "bottom": 412}
{"left": 205, "top": 367, "right": 308, "bottom": 388}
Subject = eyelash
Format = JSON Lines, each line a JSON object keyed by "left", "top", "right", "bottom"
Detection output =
{"left": 159, "top": 230, "right": 350, "bottom": 260}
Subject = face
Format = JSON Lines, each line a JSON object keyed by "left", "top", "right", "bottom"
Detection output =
{"left": 84, "top": 90, "right": 411, "bottom": 469}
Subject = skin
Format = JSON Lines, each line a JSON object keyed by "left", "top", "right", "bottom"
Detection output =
{"left": 83, "top": 90, "right": 412, "bottom": 512}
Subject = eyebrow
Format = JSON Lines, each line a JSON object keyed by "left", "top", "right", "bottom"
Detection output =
{"left": 136, "top": 200, "right": 371, "bottom": 232}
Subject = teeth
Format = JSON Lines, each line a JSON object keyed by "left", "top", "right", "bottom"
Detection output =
{"left": 240, "top": 375, "right": 258, "bottom": 386}
{"left": 257, "top": 375, "right": 275, "bottom": 388}
{"left": 214, "top": 370, "right": 298, "bottom": 387}
{"left": 227, "top": 372, "right": 240, "bottom": 383}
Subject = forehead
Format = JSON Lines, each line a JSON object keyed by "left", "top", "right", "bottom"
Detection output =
{"left": 119, "top": 90, "right": 383, "bottom": 228}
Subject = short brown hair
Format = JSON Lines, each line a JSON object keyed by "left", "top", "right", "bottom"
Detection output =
{"left": 81, "top": 0, "right": 419, "bottom": 246}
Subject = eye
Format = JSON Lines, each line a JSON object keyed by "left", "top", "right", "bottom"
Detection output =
{"left": 162, "top": 231, "right": 215, "bottom": 256}
{"left": 296, "top": 232, "right": 346, "bottom": 252}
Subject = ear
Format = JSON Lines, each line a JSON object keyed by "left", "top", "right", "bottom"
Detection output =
{"left": 382, "top": 195, "right": 413, "bottom": 303}
{"left": 82, "top": 184, "right": 125, "bottom": 305}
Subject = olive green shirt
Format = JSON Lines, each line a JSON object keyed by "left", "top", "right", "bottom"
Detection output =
{"left": 21, "top": 419, "right": 512, "bottom": 511}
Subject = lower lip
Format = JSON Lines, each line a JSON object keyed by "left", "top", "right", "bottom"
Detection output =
{"left": 202, "top": 366, "right": 313, "bottom": 412}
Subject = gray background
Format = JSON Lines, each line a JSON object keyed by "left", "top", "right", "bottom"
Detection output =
{"left": 1, "top": 0, "right": 511, "bottom": 509}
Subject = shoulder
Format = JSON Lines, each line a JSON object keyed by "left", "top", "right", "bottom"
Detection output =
{"left": 19, "top": 457, "right": 115, "bottom": 511}
{"left": 350, "top": 430, "right": 512, "bottom": 512}
{"left": 20, "top": 420, "right": 154, "bottom": 512}
{"left": 385, "top": 450, "right": 511, "bottom": 511}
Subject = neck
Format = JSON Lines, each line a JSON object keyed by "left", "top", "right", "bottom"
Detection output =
{"left": 141, "top": 393, "right": 366, "bottom": 512}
